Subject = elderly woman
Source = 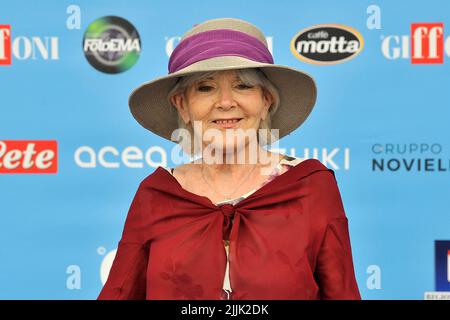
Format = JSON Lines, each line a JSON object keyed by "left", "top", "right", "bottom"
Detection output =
{"left": 98, "top": 18, "right": 361, "bottom": 300}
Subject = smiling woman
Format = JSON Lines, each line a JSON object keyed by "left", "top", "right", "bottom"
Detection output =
{"left": 98, "top": 17, "right": 361, "bottom": 300}
{"left": 167, "top": 69, "right": 280, "bottom": 157}
{"left": 167, "top": 68, "right": 281, "bottom": 155}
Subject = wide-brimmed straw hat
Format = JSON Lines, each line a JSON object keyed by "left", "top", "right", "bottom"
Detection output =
{"left": 129, "top": 17, "right": 317, "bottom": 142}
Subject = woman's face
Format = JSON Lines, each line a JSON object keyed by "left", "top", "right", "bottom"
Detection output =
{"left": 171, "top": 70, "right": 273, "bottom": 156}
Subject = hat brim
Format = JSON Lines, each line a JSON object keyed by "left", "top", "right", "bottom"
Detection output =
{"left": 129, "top": 56, "right": 317, "bottom": 142}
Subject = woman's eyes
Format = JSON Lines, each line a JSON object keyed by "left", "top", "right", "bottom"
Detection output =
{"left": 196, "top": 84, "right": 253, "bottom": 92}
{"left": 236, "top": 84, "right": 253, "bottom": 90}
{"left": 197, "top": 85, "right": 213, "bottom": 92}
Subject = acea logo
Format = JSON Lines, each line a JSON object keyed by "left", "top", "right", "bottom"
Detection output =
{"left": 290, "top": 24, "right": 364, "bottom": 65}
{"left": 83, "top": 16, "right": 141, "bottom": 74}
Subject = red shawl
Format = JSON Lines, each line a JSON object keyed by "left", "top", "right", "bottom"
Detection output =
{"left": 97, "top": 158, "right": 361, "bottom": 300}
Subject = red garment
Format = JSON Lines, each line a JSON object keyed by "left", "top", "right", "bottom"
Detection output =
{"left": 97, "top": 158, "right": 361, "bottom": 300}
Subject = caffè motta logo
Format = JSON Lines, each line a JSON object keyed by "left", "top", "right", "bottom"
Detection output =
{"left": 290, "top": 24, "right": 364, "bottom": 65}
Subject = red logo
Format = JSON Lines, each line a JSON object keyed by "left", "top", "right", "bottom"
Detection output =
{"left": 0, "top": 25, "right": 11, "bottom": 65}
{"left": 0, "top": 140, "right": 58, "bottom": 174}
{"left": 411, "top": 23, "right": 444, "bottom": 64}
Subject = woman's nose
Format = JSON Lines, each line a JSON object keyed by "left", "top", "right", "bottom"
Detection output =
{"left": 215, "top": 86, "right": 236, "bottom": 109}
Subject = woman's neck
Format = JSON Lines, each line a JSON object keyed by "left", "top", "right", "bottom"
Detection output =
{"left": 196, "top": 147, "right": 283, "bottom": 181}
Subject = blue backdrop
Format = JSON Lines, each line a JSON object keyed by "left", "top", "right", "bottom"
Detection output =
{"left": 1, "top": 0, "right": 449, "bottom": 299}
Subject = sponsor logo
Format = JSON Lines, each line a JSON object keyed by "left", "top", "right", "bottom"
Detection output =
{"left": 0, "top": 25, "right": 11, "bottom": 65}
{"left": 73, "top": 145, "right": 350, "bottom": 170}
{"left": 435, "top": 241, "right": 450, "bottom": 291}
{"left": 371, "top": 143, "right": 450, "bottom": 172}
{"left": 74, "top": 145, "right": 168, "bottom": 169}
{"left": 411, "top": 23, "right": 444, "bottom": 64}
{"left": 381, "top": 22, "right": 449, "bottom": 63}
{"left": 0, "top": 24, "right": 59, "bottom": 65}
{"left": 290, "top": 24, "right": 364, "bottom": 65}
{"left": 83, "top": 16, "right": 141, "bottom": 74}
{"left": 0, "top": 140, "right": 58, "bottom": 174}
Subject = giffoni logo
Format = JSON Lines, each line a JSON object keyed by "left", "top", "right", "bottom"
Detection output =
{"left": 0, "top": 24, "right": 59, "bottom": 65}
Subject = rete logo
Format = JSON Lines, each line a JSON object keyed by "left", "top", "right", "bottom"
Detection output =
{"left": 0, "top": 140, "right": 58, "bottom": 174}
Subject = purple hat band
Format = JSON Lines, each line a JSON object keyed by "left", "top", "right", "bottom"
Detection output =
{"left": 168, "top": 29, "right": 274, "bottom": 74}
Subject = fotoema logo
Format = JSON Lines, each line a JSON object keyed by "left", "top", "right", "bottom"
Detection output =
{"left": 290, "top": 24, "right": 364, "bottom": 65}
{"left": 83, "top": 16, "right": 141, "bottom": 74}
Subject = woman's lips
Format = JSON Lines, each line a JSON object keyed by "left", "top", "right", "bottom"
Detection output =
{"left": 211, "top": 118, "right": 243, "bottom": 128}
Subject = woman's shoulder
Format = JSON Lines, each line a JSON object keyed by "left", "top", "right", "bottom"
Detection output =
{"left": 279, "top": 155, "right": 330, "bottom": 173}
{"left": 279, "top": 154, "right": 304, "bottom": 167}
{"left": 285, "top": 159, "right": 346, "bottom": 221}
{"left": 160, "top": 161, "right": 203, "bottom": 190}
{"left": 138, "top": 162, "right": 189, "bottom": 187}
{"left": 278, "top": 156, "right": 338, "bottom": 191}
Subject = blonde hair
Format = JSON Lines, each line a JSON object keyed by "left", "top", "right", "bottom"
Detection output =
{"left": 167, "top": 68, "right": 280, "bottom": 156}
